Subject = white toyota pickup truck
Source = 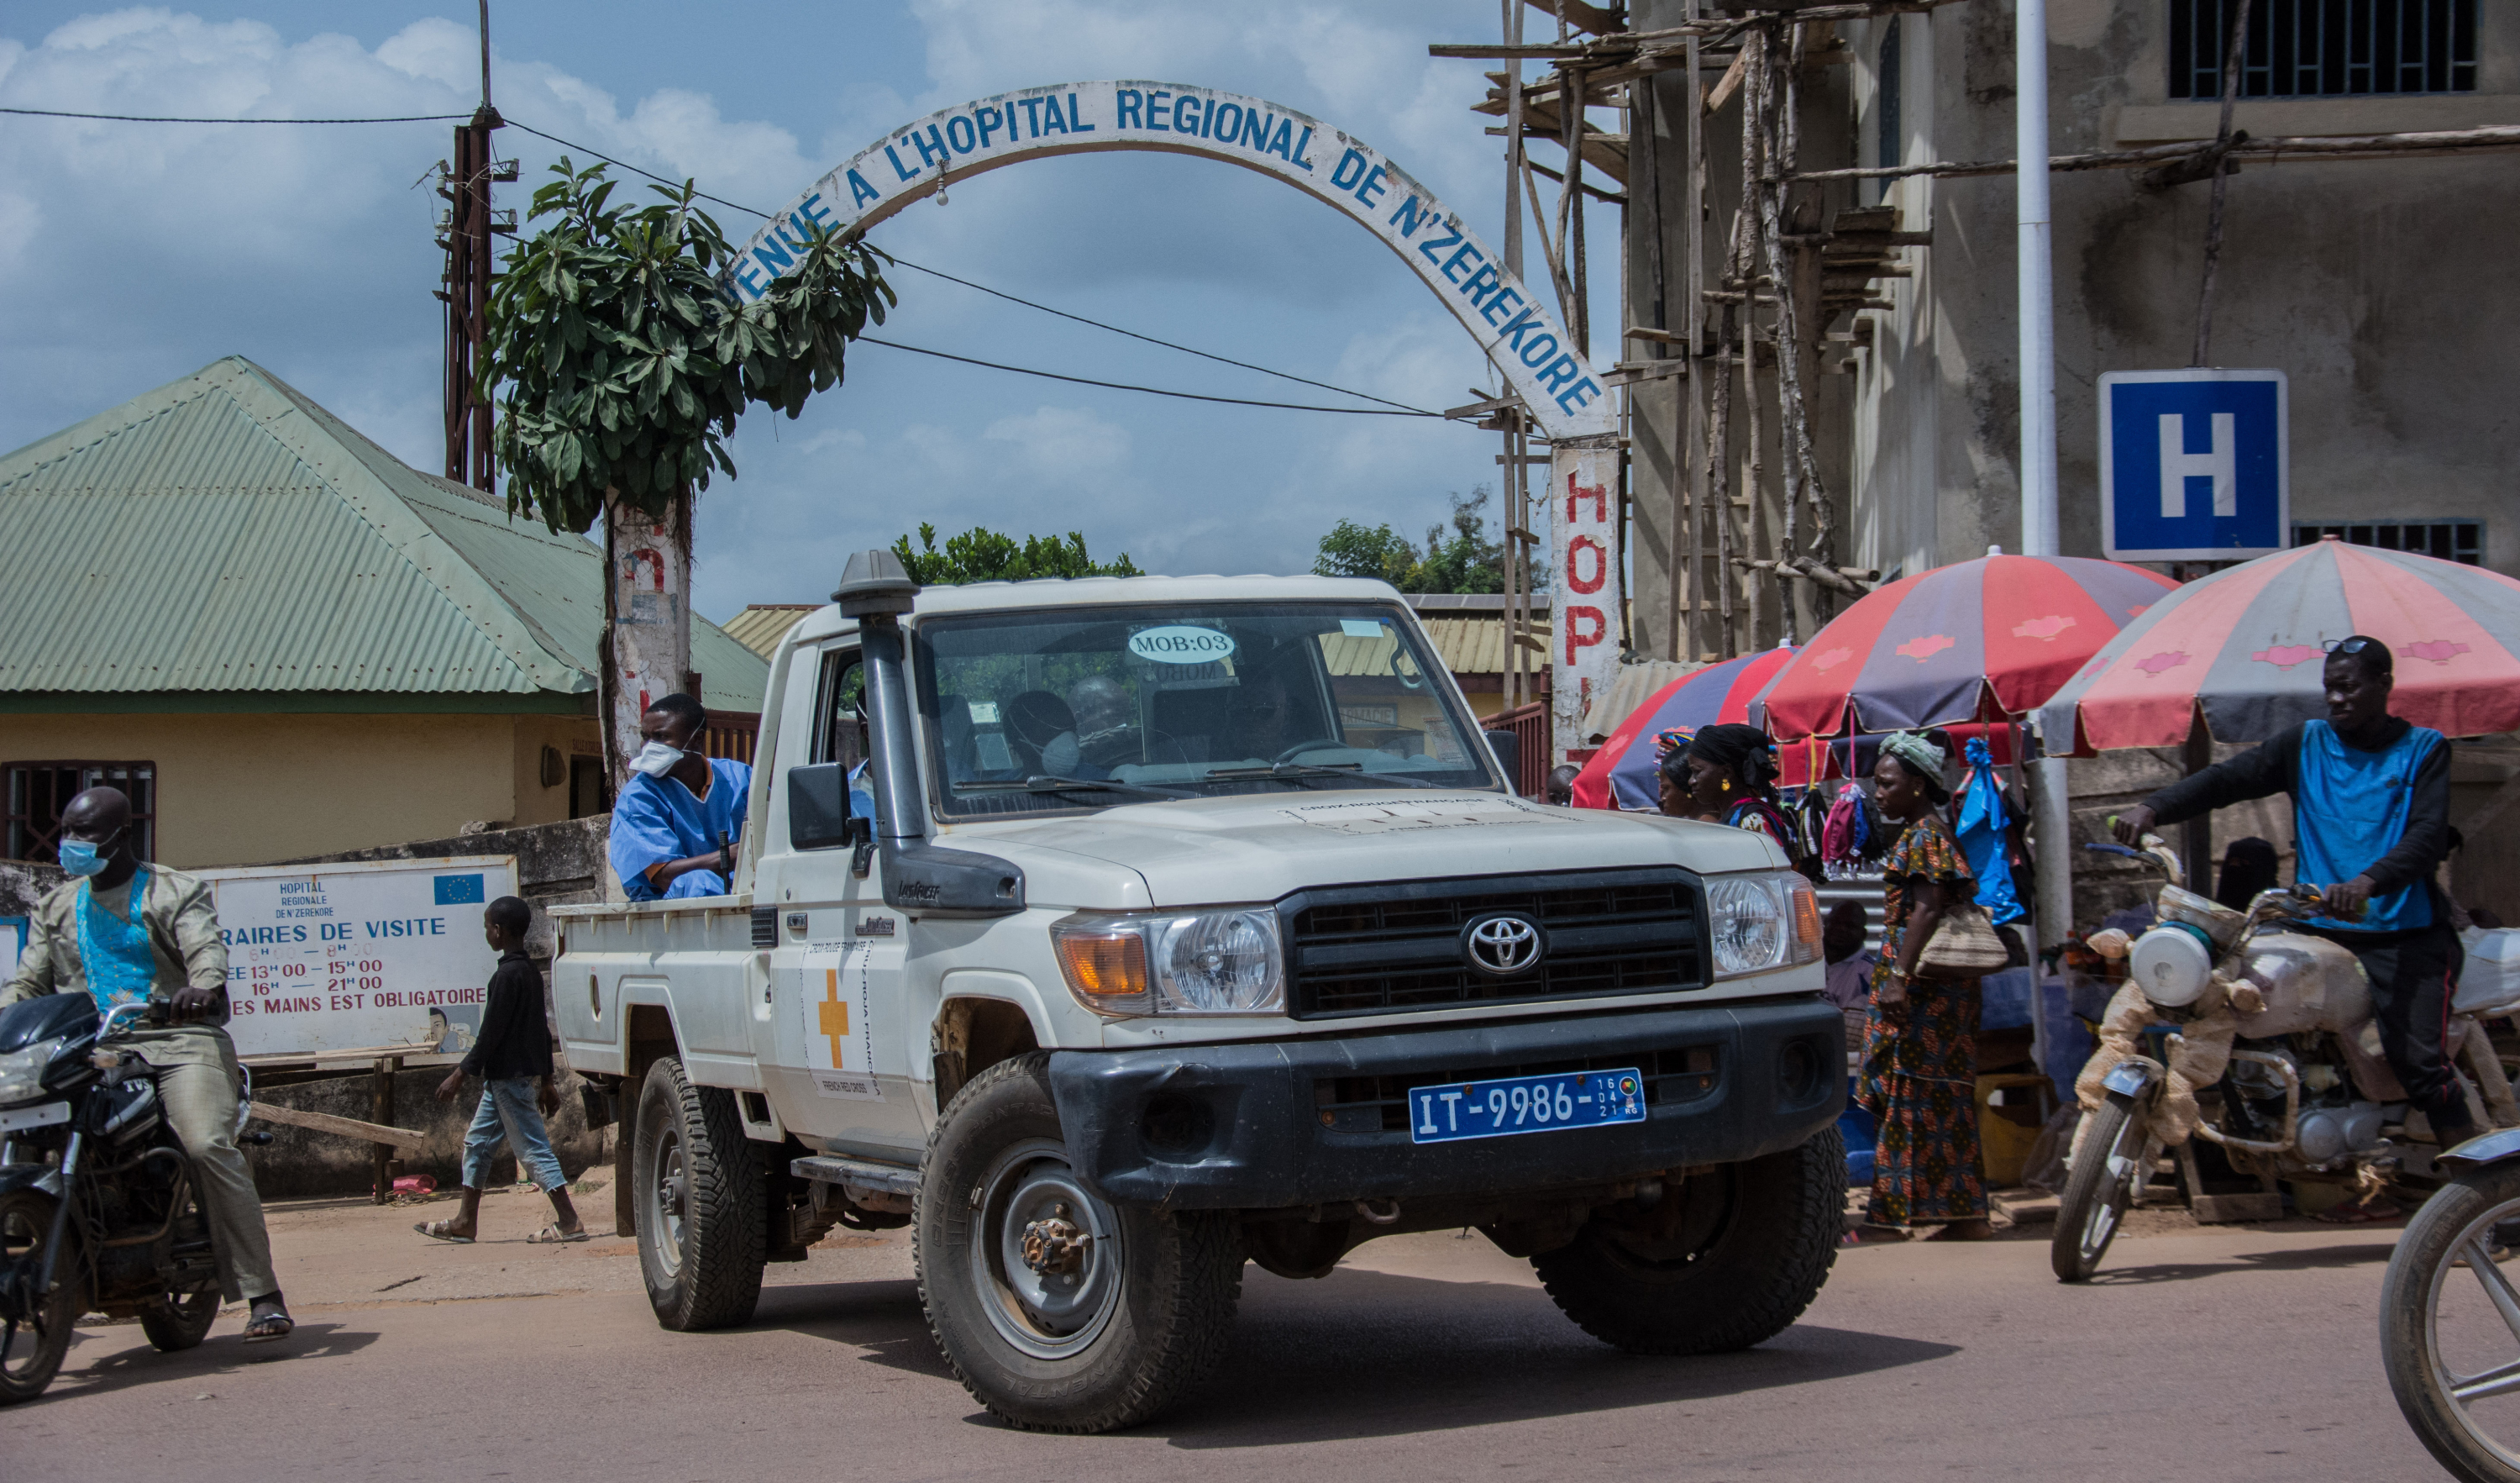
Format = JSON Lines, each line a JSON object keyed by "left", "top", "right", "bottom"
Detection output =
{"left": 553, "top": 553, "right": 1845, "bottom": 1433}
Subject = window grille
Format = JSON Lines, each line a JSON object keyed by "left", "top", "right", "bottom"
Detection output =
{"left": 2293, "top": 519, "right": 2481, "bottom": 565}
{"left": 5, "top": 762, "right": 156, "bottom": 865}
{"left": 2170, "top": 0, "right": 2476, "bottom": 100}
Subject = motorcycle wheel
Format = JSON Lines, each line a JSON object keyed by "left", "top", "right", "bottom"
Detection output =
{"left": 2381, "top": 1162, "right": 2520, "bottom": 1482}
{"left": 0, "top": 1189, "right": 79, "bottom": 1405}
{"left": 139, "top": 1287, "right": 219, "bottom": 1354}
{"left": 2051, "top": 1091, "right": 2149, "bottom": 1283}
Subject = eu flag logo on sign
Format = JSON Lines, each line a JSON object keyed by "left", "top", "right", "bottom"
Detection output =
{"left": 433, "top": 874, "right": 486, "bottom": 905}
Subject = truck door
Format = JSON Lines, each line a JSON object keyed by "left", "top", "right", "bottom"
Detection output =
{"left": 755, "top": 644, "right": 927, "bottom": 1160}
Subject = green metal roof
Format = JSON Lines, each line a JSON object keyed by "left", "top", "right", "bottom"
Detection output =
{"left": 0, "top": 357, "right": 767, "bottom": 713}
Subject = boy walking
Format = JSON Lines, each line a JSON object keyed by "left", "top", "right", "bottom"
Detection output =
{"left": 415, "top": 896, "right": 586, "bottom": 1244}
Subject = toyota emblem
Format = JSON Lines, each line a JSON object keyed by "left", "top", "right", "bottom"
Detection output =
{"left": 1462, "top": 913, "right": 1545, "bottom": 977}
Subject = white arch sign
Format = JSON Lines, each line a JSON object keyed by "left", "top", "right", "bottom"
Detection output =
{"left": 731, "top": 82, "right": 1620, "bottom": 760}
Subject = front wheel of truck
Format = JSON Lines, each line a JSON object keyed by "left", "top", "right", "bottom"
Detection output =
{"left": 1532, "top": 1124, "right": 1844, "bottom": 1355}
{"left": 917, "top": 1053, "right": 1242, "bottom": 1433}
{"left": 634, "top": 1054, "right": 767, "bottom": 1331}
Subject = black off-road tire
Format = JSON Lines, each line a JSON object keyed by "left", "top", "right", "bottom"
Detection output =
{"left": 0, "top": 1189, "right": 79, "bottom": 1405}
{"left": 2052, "top": 1093, "right": 2145, "bottom": 1284}
{"left": 634, "top": 1054, "right": 767, "bottom": 1331}
{"left": 2381, "top": 1161, "right": 2520, "bottom": 1483}
{"left": 1531, "top": 1124, "right": 1843, "bottom": 1355}
{"left": 916, "top": 1053, "right": 1242, "bottom": 1433}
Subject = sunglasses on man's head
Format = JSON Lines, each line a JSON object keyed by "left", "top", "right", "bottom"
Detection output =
{"left": 2323, "top": 636, "right": 2379, "bottom": 655}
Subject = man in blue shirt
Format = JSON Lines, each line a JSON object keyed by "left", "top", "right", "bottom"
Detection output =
{"left": 608, "top": 693, "right": 752, "bottom": 901}
{"left": 2117, "top": 636, "right": 2473, "bottom": 1151}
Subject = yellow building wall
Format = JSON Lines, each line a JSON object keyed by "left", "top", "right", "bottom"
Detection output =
{"left": 0, "top": 712, "right": 599, "bottom": 868}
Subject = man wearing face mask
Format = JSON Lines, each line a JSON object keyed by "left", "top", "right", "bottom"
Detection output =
{"left": 608, "top": 692, "right": 753, "bottom": 901}
{"left": 2, "top": 787, "right": 292, "bottom": 1341}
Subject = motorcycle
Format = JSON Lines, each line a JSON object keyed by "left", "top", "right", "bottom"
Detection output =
{"left": 2381, "top": 1130, "right": 2520, "bottom": 1483}
{"left": 2055, "top": 834, "right": 2452, "bottom": 1282}
{"left": 0, "top": 995, "right": 260, "bottom": 1403}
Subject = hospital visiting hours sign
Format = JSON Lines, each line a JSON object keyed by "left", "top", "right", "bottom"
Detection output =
{"left": 2099, "top": 368, "right": 2287, "bottom": 562}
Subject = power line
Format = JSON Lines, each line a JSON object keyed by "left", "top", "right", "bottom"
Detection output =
{"left": 885, "top": 260, "right": 1434, "bottom": 415}
{"left": 501, "top": 119, "right": 1439, "bottom": 417}
{"left": 1, "top": 106, "right": 470, "bottom": 124}
{"left": 858, "top": 337, "right": 1436, "bottom": 417}
{"left": 2, "top": 107, "right": 1448, "bottom": 421}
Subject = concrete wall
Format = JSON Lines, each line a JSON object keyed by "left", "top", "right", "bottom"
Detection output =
{"left": 0, "top": 710, "right": 599, "bottom": 868}
{"left": 1840, "top": 3, "right": 2520, "bottom": 574}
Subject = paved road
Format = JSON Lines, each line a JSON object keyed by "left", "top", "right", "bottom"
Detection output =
{"left": 5, "top": 1191, "right": 2443, "bottom": 1480}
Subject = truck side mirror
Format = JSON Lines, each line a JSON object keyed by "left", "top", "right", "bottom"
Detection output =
{"left": 1483, "top": 729, "right": 1520, "bottom": 790}
{"left": 786, "top": 763, "right": 856, "bottom": 850}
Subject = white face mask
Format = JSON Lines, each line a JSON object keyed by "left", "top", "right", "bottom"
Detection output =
{"left": 630, "top": 741, "right": 686, "bottom": 778}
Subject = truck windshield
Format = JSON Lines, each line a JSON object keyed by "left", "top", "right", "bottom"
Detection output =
{"left": 915, "top": 602, "right": 1502, "bottom": 817}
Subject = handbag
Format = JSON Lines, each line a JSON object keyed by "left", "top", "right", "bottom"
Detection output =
{"left": 1913, "top": 898, "right": 2012, "bottom": 981}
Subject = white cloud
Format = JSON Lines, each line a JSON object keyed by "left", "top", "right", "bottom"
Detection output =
{"left": 983, "top": 404, "right": 1130, "bottom": 479}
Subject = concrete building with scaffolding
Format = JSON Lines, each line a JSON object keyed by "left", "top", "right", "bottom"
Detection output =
{"left": 1452, "top": 2, "right": 2516, "bottom": 667}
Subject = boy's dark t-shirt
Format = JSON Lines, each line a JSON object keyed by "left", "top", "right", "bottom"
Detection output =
{"left": 464, "top": 948, "right": 554, "bottom": 1081}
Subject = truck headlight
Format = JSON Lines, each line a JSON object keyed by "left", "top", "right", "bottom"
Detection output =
{"left": 1052, "top": 908, "right": 1286, "bottom": 1018}
{"left": 1706, "top": 871, "right": 1822, "bottom": 979}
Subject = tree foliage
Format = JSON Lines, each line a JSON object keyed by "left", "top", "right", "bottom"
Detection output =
{"left": 1312, "top": 488, "right": 1509, "bottom": 594}
{"left": 481, "top": 159, "right": 896, "bottom": 531}
{"left": 890, "top": 523, "right": 1146, "bottom": 586}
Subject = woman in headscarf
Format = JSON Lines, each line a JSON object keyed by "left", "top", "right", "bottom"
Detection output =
{"left": 1655, "top": 723, "right": 1811, "bottom": 872}
{"left": 1858, "top": 728, "right": 1992, "bottom": 1241}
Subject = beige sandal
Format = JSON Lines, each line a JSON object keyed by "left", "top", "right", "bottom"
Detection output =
{"left": 528, "top": 1223, "right": 590, "bottom": 1244}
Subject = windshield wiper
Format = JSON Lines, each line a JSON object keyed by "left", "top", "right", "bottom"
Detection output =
{"left": 1203, "top": 762, "right": 1439, "bottom": 790}
{"left": 959, "top": 775, "right": 1192, "bottom": 801}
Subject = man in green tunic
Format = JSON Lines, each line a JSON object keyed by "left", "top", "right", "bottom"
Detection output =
{"left": 1, "top": 788, "right": 291, "bottom": 1341}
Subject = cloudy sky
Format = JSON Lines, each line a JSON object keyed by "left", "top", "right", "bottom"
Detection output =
{"left": 0, "top": 3, "right": 1619, "bottom": 621}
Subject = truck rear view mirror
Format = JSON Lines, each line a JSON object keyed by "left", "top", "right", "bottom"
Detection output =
{"left": 787, "top": 762, "right": 858, "bottom": 850}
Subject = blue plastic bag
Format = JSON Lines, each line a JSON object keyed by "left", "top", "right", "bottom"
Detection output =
{"left": 1956, "top": 735, "right": 2026, "bottom": 926}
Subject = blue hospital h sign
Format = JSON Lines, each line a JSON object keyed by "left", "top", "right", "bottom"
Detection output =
{"left": 2098, "top": 369, "right": 2287, "bottom": 561}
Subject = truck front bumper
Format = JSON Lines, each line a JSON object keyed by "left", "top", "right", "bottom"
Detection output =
{"left": 1046, "top": 997, "right": 1844, "bottom": 1210}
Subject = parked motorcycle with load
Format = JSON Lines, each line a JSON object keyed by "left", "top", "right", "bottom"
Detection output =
{"left": 0, "top": 996, "right": 255, "bottom": 1402}
{"left": 2053, "top": 834, "right": 2502, "bottom": 1282}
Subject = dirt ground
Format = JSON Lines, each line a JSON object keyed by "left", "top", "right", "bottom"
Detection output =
{"left": 0, "top": 1176, "right": 2449, "bottom": 1481}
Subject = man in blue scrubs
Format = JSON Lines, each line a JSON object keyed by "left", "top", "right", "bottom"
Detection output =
{"left": 2117, "top": 636, "right": 2473, "bottom": 1151}
{"left": 608, "top": 693, "right": 752, "bottom": 901}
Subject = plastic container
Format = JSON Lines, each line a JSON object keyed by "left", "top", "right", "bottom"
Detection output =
{"left": 2456, "top": 928, "right": 2520, "bottom": 1015}
{"left": 1976, "top": 1074, "right": 2055, "bottom": 1188}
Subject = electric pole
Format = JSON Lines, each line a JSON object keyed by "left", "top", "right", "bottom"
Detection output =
{"left": 436, "top": 0, "right": 515, "bottom": 492}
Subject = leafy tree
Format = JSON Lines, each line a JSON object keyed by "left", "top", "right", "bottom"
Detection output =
{"left": 891, "top": 523, "right": 1145, "bottom": 585}
{"left": 1311, "top": 488, "right": 1508, "bottom": 594}
{"left": 481, "top": 159, "right": 895, "bottom": 780}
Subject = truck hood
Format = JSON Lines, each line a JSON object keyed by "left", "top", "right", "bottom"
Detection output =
{"left": 939, "top": 790, "right": 1786, "bottom": 908}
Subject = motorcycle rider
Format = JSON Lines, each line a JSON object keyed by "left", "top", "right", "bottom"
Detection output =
{"left": 0, "top": 786, "right": 292, "bottom": 1341}
{"left": 2115, "top": 636, "right": 2476, "bottom": 1155}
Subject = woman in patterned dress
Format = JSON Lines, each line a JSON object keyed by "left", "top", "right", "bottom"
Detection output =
{"left": 1861, "top": 729, "right": 1993, "bottom": 1240}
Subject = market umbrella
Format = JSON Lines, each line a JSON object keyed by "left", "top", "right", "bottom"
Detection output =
{"left": 1571, "top": 647, "right": 1800, "bottom": 810}
{"left": 1751, "top": 551, "right": 2178, "bottom": 741}
{"left": 2040, "top": 537, "right": 2520, "bottom": 752}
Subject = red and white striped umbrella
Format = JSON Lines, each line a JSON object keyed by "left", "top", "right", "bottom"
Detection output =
{"left": 2040, "top": 537, "right": 2520, "bottom": 751}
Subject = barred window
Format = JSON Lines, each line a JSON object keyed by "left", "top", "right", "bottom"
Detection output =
{"left": 2171, "top": 0, "right": 2477, "bottom": 100}
{"left": 2294, "top": 519, "right": 2481, "bottom": 565}
{"left": 5, "top": 762, "right": 156, "bottom": 865}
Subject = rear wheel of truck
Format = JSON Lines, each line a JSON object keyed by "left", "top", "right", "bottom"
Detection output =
{"left": 634, "top": 1055, "right": 766, "bottom": 1331}
{"left": 916, "top": 1053, "right": 1242, "bottom": 1433}
{"left": 1532, "top": 1124, "right": 1843, "bottom": 1355}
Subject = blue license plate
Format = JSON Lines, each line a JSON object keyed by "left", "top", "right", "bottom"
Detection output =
{"left": 1407, "top": 1068, "right": 1646, "bottom": 1144}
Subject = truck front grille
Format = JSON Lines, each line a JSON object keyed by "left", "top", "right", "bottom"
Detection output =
{"left": 1314, "top": 1044, "right": 1722, "bottom": 1134}
{"left": 1278, "top": 867, "right": 1703, "bottom": 1020}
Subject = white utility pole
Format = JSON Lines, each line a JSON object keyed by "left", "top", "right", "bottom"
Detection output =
{"left": 2017, "top": 0, "right": 2071, "bottom": 1100}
